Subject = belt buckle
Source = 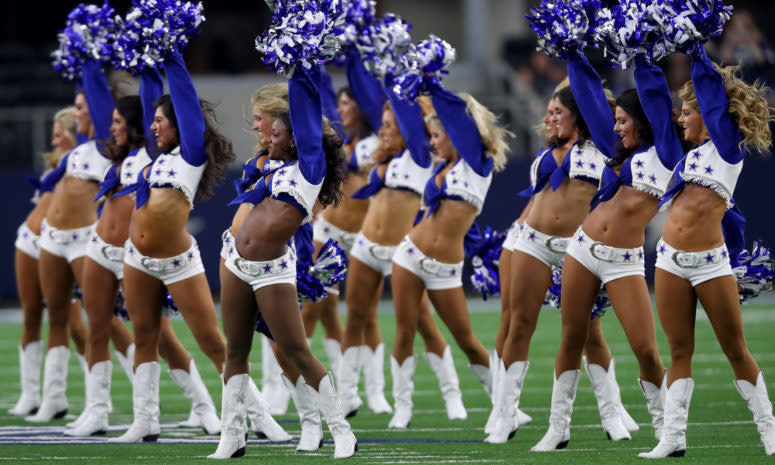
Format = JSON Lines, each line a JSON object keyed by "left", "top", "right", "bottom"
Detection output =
{"left": 234, "top": 257, "right": 261, "bottom": 277}
{"left": 140, "top": 257, "right": 163, "bottom": 273}
{"left": 369, "top": 243, "right": 391, "bottom": 262}
{"left": 545, "top": 236, "right": 568, "bottom": 253}
{"left": 672, "top": 251, "right": 700, "bottom": 269}
{"left": 418, "top": 257, "right": 441, "bottom": 276}
{"left": 589, "top": 242, "right": 614, "bottom": 262}
{"left": 49, "top": 230, "right": 70, "bottom": 246}
{"left": 102, "top": 245, "right": 124, "bottom": 262}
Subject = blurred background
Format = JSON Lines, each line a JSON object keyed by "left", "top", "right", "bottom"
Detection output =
{"left": 0, "top": 0, "right": 773, "bottom": 302}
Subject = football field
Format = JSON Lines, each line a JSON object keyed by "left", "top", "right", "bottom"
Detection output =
{"left": 0, "top": 299, "right": 773, "bottom": 464}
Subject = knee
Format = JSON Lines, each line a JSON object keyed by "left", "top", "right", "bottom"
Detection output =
{"left": 719, "top": 338, "right": 750, "bottom": 365}
{"left": 394, "top": 323, "right": 417, "bottom": 347}
{"left": 632, "top": 346, "right": 662, "bottom": 371}
{"left": 510, "top": 311, "right": 538, "bottom": 344}
{"left": 196, "top": 330, "right": 226, "bottom": 359}
{"left": 669, "top": 339, "right": 694, "bottom": 363}
{"left": 346, "top": 307, "right": 370, "bottom": 329}
{"left": 225, "top": 338, "right": 251, "bottom": 364}
{"left": 132, "top": 319, "right": 161, "bottom": 346}
{"left": 277, "top": 339, "right": 311, "bottom": 368}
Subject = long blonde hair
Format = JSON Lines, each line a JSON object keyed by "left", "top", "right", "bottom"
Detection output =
{"left": 679, "top": 63, "right": 773, "bottom": 152}
{"left": 371, "top": 96, "right": 434, "bottom": 164}
{"left": 44, "top": 106, "right": 76, "bottom": 170}
{"left": 250, "top": 83, "right": 289, "bottom": 153}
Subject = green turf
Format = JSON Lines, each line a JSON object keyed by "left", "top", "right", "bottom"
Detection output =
{"left": 0, "top": 300, "right": 773, "bottom": 464}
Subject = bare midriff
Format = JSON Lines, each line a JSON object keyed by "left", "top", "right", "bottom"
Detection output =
{"left": 662, "top": 183, "right": 727, "bottom": 252}
{"left": 582, "top": 186, "right": 661, "bottom": 248}
{"left": 526, "top": 177, "right": 598, "bottom": 238}
{"left": 96, "top": 193, "right": 135, "bottom": 247}
{"left": 360, "top": 188, "right": 422, "bottom": 246}
{"left": 25, "top": 193, "right": 53, "bottom": 235}
{"left": 409, "top": 200, "right": 478, "bottom": 264}
{"left": 46, "top": 176, "right": 99, "bottom": 229}
{"left": 319, "top": 170, "right": 370, "bottom": 235}
{"left": 129, "top": 187, "right": 192, "bottom": 257}
{"left": 235, "top": 197, "right": 304, "bottom": 261}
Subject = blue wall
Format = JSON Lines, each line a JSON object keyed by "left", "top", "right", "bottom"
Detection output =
{"left": 2, "top": 155, "right": 773, "bottom": 302}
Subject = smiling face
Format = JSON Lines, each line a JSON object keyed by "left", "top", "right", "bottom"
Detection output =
{"left": 614, "top": 106, "right": 641, "bottom": 150}
{"left": 429, "top": 122, "right": 456, "bottom": 161}
{"left": 268, "top": 118, "right": 295, "bottom": 161}
{"left": 252, "top": 106, "right": 274, "bottom": 147}
{"left": 110, "top": 109, "right": 128, "bottom": 147}
{"left": 378, "top": 109, "right": 402, "bottom": 154}
{"left": 51, "top": 121, "right": 74, "bottom": 153}
{"left": 337, "top": 92, "right": 361, "bottom": 129}
{"left": 551, "top": 98, "right": 577, "bottom": 140}
{"left": 73, "top": 93, "right": 92, "bottom": 135}
{"left": 678, "top": 102, "right": 708, "bottom": 146}
{"left": 150, "top": 106, "right": 177, "bottom": 150}
{"left": 544, "top": 99, "right": 558, "bottom": 141}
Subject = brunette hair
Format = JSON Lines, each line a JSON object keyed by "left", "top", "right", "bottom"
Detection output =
{"left": 102, "top": 96, "right": 145, "bottom": 162}
{"left": 337, "top": 86, "right": 372, "bottom": 139}
{"left": 552, "top": 86, "right": 591, "bottom": 145}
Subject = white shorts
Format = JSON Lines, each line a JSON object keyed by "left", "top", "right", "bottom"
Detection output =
{"left": 566, "top": 227, "right": 645, "bottom": 285}
{"left": 86, "top": 231, "right": 125, "bottom": 280}
{"left": 349, "top": 231, "right": 396, "bottom": 277}
{"left": 124, "top": 237, "right": 205, "bottom": 286}
{"left": 655, "top": 238, "right": 732, "bottom": 287}
{"left": 512, "top": 222, "right": 569, "bottom": 268}
{"left": 392, "top": 236, "right": 463, "bottom": 290}
{"left": 15, "top": 223, "right": 40, "bottom": 260}
{"left": 220, "top": 229, "right": 236, "bottom": 260}
{"left": 39, "top": 219, "right": 95, "bottom": 263}
{"left": 502, "top": 220, "right": 524, "bottom": 252}
{"left": 313, "top": 216, "right": 357, "bottom": 254}
{"left": 223, "top": 238, "right": 297, "bottom": 292}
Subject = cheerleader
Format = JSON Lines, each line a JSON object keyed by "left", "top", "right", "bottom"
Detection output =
{"left": 214, "top": 64, "right": 356, "bottom": 458}
{"left": 532, "top": 51, "right": 680, "bottom": 451}
{"left": 388, "top": 77, "right": 510, "bottom": 428}
{"left": 641, "top": 46, "right": 775, "bottom": 458}
{"left": 487, "top": 83, "right": 637, "bottom": 443}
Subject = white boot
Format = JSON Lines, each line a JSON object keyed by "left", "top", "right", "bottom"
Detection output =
{"left": 364, "top": 344, "right": 393, "bottom": 414}
{"left": 305, "top": 373, "right": 357, "bottom": 459}
{"left": 583, "top": 357, "right": 630, "bottom": 441}
{"left": 9, "top": 342, "right": 42, "bottom": 416}
{"left": 169, "top": 357, "right": 221, "bottom": 435}
{"left": 65, "top": 361, "right": 111, "bottom": 436}
{"left": 639, "top": 374, "right": 666, "bottom": 441}
{"left": 388, "top": 355, "right": 416, "bottom": 429}
{"left": 483, "top": 351, "right": 500, "bottom": 434}
{"left": 337, "top": 346, "right": 363, "bottom": 418}
{"left": 110, "top": 361, "right": 161, "bottom": 442}
{"left": 531, "top": 370, "right": 580, "bottom": 452}
{"left": 66, "top": 353, "right": 95, "bottom": 429}
{"left": 323, "top": 338, "right": 342, "bottom": 376}
{"left": 425, "top": 346, "right": 466, "bottom": 420}
{"left": 25, "top": 346, "right": 69, "bottom": 422}
{"left": 639, "top": 377, "right": 693, "bottom": 458}
{"left": 114, "top": 343, "right": 135, "bottom": 383}
{"left": 469, "top": 363, "right": 492, "bottom": 397}
{"left": 262, "top": 337, "right": 289, "bottom": 415}
{"left": 246, "top": 376, "right": 291, "bottom": 441}
{"left": 485, "top": 361, "right": 529, "bottom": 444}
{"left": 208, "top": 374, "right": 248, "bottom": 459}
{"left": 735, "top": 371, "right": 775, "bottom": 456}
{"left": 282, "top": 374, "right": 323, "bottom": 452}
{"left": 605, "top": 358, "right": 639, "bottom": 431}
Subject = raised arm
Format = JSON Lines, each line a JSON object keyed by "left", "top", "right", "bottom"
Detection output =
{"left": 634, "top": 55, "right": 684, "bottom": 169}
{"left": 139, "top": 67, "right": 164, "bottom": 155}
{"left": 386, "top": 83, "right": 431, "bottom": 168}
{"left": 566, "top": 53, "right": 617, "bottom": 157}
{"left": 289, "top": 66, "right": 326, "bottom": 184}
{"left": 319, "top": 65, "right": 345, "bottom": 139}
{"left": 690, "top": 47, "right": 745, "bottom": 163}
{"left": 428, "top": 81, "right": 492, "bottom": 176}
{"left": 345, "top": 47, "right": 386, "bottom": 132}
{"left": 163, "top": 49, "right": 206, "bottom": 166}
{"left": 81, "top": 60, "right": 114, "bottom": 149}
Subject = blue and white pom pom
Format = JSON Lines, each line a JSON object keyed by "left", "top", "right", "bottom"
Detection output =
{"left": 469, "top": 227, "right": 507, "bottom": 300}
{"left": 114, "top": 288, "right": 131, "bottom": 321}
{"left": 297, "top": 260, "right": 328, "bottom": 303}
{"left": 313, "top": 239, "right": 348, "bottom": 288}
{"left": 658, "top": 0, "right": 733, "bottom": 54}
{"left": 337, "top": 0, "right": 376, "bottom": 49}
{"left": 525, "top": 0, "right": 603, "bottom": 59}
{"left": 355, "top": 13, "right": 413, "bottom": 79}
{"left": 162, "top": 291, "right": 180, "bottom": 317}
{"left": 594, "top": 0, "right": 672, "bottom": 67}
{"left": 113, "top": 0, "right": 205, "bottom": 72}
{"left": 255, "top": 0, "right": 346, "bottom": 77}
{"left": 733, "top": 241, "right": 774, "bottom": 304}
{"left": 392, "top": 34, "right": 456, "bottom": 101}
{"left": 52, "top": 3, "right": 119, "bottom": 81}
{"left": 543, "top": 263, "right": 610, "bottom": 318}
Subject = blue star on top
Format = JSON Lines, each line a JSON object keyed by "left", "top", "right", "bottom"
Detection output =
{"left": 464, "top": 181, "right": 469, "bottom": 187}
{"left": 635, "top": 160, "right": 644, "bottom": 168}
{"left": 649, "top": 174, "right": 657, "bottom": 183}
{"left": 576, "top": 160, "right": 584, "bottom": 168}
{"left": 589, "top": 162, "right": 596, "bottom": 170}
{"left": 323, "top": 227, "right": 330, "bottom": 233}
{"left": 158, "top": 158, "right": 166, "bottom": 165}
{"left": 407, "top": 248, "right": 414, "bottom": 254}
{"left": 451, "top": 179, "right": 458, "bottom": 184}
{"left": 691, "top": 151, "right": 701, "bottom": 159}
{"left": 688, "top": 162, "right": 698, "bottom": 171}
{"left": 225, "top": 236, "right": 231, "bottom": 244}
{"left": 125, "top": 161, "right": 133, "bottom": 168}
{"left": 278, "top": 169, "right": 286, "bottom": 176}
{"left": 403, "top": 173, "right": 410, "bottom": 180}
{"left": 577, "top": 235, "right": 584, "bottom": 243}
{"left": 83, "top": 163, "right": 90, "bottom": 170}
{"left": 623, "top": 252, "right": 632, "bottom": 261}
{"left": 659, "top": 245, "right": 666, "bottom": 254}
{"left": 155, "top": 169, "right": 162, "bottom": 176}
{"left": 637, "top": 172, "right": 645, "bottom": 179}
{"left": 391, "top": 172, "right": 398, "bottom": 178}
{"left": 704, "top": 166, "right": 714, "bottom": 174}
{"left": 289, "top": 179, "right": 297, "bottom": 186}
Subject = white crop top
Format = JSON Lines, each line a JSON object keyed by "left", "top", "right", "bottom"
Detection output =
{"left": 350, "top": 134, "right": 379, "bottom": 172}
{"left": 679, "top": 140, "right": 742, "bottom": 207}
{"left": 629, "top": 145, "right": 675, "bottom": 199}
{"left": 443, "top": 159, "right": 492, "bottom": 214}
{"left": 148, "top": 146, "right": 207, "bottom": 206}
{"left": 268, "top": 162, "right": 323, "bottom": 225}
{"left": 568, "top": 141, "right": 607, "bottom": 182}
{"left": 66, "top": 141, "right": 113, "bottom": 183}
{"left": 119, "top": 147, "right": 153, "bottom": 187}
{"left": 384, "top": 149, "right": 434, "bottom": 195}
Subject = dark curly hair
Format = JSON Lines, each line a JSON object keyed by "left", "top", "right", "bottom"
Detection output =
{"left": 275, "top": 112, "right": 347, "bottom": 208}
{"left": 553, "top": 86, "right": 591, "bottom": 145}
{"left": 154, "top": 94, "right": 236, "bottom": 201}
{"left": 102, "top": 96, "right": 145, "bottom": 162}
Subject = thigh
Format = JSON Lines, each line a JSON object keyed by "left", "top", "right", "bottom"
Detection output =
{"left": 345, "top": 257, "right": 383, "bottom": 317}
{"left": 558, "top": 255, "right": 601, "bottom": 342}
{"left": 695, "top": 275, "right": 747, "bottom": 353}
{"left": 219, "top": 261, "right": 259, "bottom": 353}
{"left": 167, "top": 273, "right": 224, "bottom": 346}
{"left": 606, "top": 275, "right": 658, "bottom": 352}
{"left": 428, "top": 286, "right": 474, "bottom": 339}
{"left": 654, "top": 268, "right": 697, "bottom": 369}
{"left": 392, "top": 264, "right": 426, "bottom": 330}
{"left": 15, "top": 249, "right": 43, "bottom": 314}
{"left": 82, "top": 257, "right": 119, "bottom": 328}
{"left": 38, "top": 249, "right": 75, "bottom": 317}
{"left": 496, "top": 249, "right": 512, "bottom": 349}
{"left": 508, "top": 250, "right": 554, "bottom": 329}
{"left": 123, "top": 264, "right": 165, "bottom": 333}
{"left": 255, "top": 284, "right": 307, "bottom": 350}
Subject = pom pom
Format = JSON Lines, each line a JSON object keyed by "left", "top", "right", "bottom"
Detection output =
{"left": 113, "top": 0, "right": 205, "bottom": 72}
{"left": 525, "top": 0, "right": 603, "bottom": 59}
{"left": 313, "top": 239, "right": 348, "bottom": 288}
{"left": 162, "top": 291, "right": 180, "bottom": 317}
{"left": 52, "top": 3, "right": 119, "bottom": 80}
{"left": 355, "top": 13, "right": 413, "bottom": 79}
{"left": 591, "top": 285, "right": 611, "bottom": 319}
{"left": 658, "top": 0, "right": 733, "bottom": 54}
{"left": 337, "top": 0, "right": 376, "bottom": 48}
{"left": 468, "top": 227, "right": 507, "bottom": 300}
{"left": 733, "top": 241, "right": 774, "bottom": 304}
{"left": 255, "top": 0, "right": 346, "bottom": 77}
{"left": 543, "top": 262, "right": 610, "bottom": 318}
{"left": 255, "top": 314, "right": 274, "bottom": 340}
{"left": 391, "top": 34, "right": 456, "bottom": 101}
{"left": 114, "top": 288, "right": 131, "bottom": 322}
{"left": 297, "top": 261, "right": 327, "bottom": 303}
{"left": 594, "top": 1, "right": 673, "bottom": 67}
